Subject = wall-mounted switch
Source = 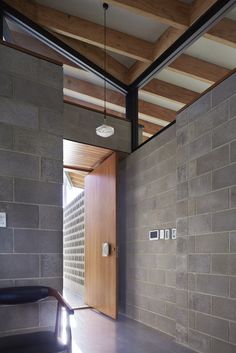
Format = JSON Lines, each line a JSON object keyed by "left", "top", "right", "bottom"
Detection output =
{"left": 164, "top": 229, "right": 170, "bottom": 240}
{"left": 149, "top": 230, "right": 159, "bottom": 240}
{"left": 0, "top": 213, "right": 6, "bottom": 228}
{"left": 159, "top": 229, "right": 164, "bottom": 239}
{"left": 171, "top": 228, "right": 176, "bottom": 239}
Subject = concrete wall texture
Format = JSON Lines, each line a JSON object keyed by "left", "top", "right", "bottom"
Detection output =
{"left": 0, "top": 43, "right": 64, "bottom": 335}
{"left": 63, "top": 191, "right": 85, "bottom": 297}
{"left": 119, "top": 72, "right": 236, "bottom": 353}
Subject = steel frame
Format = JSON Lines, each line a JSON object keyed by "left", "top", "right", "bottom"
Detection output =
{"left": 0, "top": 0, "right": 235, "bottom": 151}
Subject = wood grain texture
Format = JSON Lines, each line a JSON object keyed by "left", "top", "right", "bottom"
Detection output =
{"left": 205, "top": 18, "right": 236, "bottom": 49}
{"left": 6, "top": 0, "right": 153, "bottom": 62}
{"left": 63, "top": 140, "right": 113, "bottom": 171}
{"left": 85, "top": 153, "right": 117, "bottom": 319}
{"left": 191, "top": 0, "right": 217, "bottom": 24}
{"left": 142, "top": 79, "right": 198, "bottom": 105}
{"left": 168, "top": 53, "right": 230, "bottom": 83}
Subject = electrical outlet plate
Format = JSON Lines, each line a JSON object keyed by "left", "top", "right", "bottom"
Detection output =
{"left": 0, "top": 212, "right": 6, "bottom": 228}
{"left": 171, "top": 228, "right": 176, "bottom": 239}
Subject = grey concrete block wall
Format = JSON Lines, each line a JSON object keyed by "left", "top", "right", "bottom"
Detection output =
{"left": 63, "top": 192, "right": 85, "bottom": 297}
{"left": 63, "top": 102, "right": 131, "bottom": 153}
{"left": 0, "top": 43, "right": 63, "bottom": 335}
{"left": 119, "top": 72, "right": 236, "bottom": 353}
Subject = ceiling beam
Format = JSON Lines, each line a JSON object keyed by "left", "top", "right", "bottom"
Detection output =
{"left": 64, "top": 75, "right": 176, "bottom": 125}
{"left": 141, "top": 78, "right": 198, "bottom": 105}
{"left": 168, "top": 53, "right": 230, "bottom": 83}
{"left": 205, "top": 18, "right": 236, "bottom": 49}
{"left": 191, "top": 0, "right": 218, "bottom": 24}
{"left": 139, "top": 119, "right": 163, "bottom": 135}
{"left": 6, "top": 0, "right": 153, "bottom": 62}
{"left": 104, "top": 0, "right": 190, "bottom": 29}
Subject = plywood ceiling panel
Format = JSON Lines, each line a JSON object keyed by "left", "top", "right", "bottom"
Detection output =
{"left": 63, "top": 140, "right": 113, "bottom": 171}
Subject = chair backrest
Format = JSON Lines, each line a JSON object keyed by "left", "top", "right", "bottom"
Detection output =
{"left": 0, "top": 286, "right": 50, "bottom": 305}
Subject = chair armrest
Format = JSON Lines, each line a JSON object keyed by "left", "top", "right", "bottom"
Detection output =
{"left": 48, "top": 288, "right": 74, "bottom": 315}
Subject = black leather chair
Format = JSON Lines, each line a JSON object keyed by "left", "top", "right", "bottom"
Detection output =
{"left": 0, "top": 286, "right": 74, "bottom": 353}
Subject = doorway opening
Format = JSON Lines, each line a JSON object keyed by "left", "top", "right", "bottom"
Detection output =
{"left": 62, "top": 139, "right": 117, "bottom": 317}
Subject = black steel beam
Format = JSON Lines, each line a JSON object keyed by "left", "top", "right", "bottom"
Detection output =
{"left": 126, "top": 88, "right": 139, "bottom": 151}
{"left": 130, "top": 0, "right": 236, "bottom": 89}
{"left": 1, "top": 1, "right": 128, "bottom": 94}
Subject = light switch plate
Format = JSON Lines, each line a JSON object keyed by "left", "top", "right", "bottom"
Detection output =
{"left": 164, "top": 229, "right": 170, "bottom": 240}
{"left": 159, "top": 229, "right": 164, "bottom": 239}
{"left": 0, "top": 212, "right": 6, "bottom": 228}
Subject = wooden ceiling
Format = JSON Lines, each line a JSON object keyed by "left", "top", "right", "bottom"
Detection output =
{"left": 4, "top": 0, "right": 236, "bottom": 142}
{"left": 63, "top": 140, "right": 113, "bottom": 188}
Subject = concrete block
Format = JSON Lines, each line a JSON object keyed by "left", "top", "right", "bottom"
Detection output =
{"left": 41, "top": 158, "right": 63, "bottom": 183}
{"left": 188, "top": 254, "right": 210, "bottom": 273}
{"left": 38, "top": 60, "right": 62, "bottom": 89}
{"left": 0, "top": 280, "right": 14, "bottom": 288}
{"left": 176, "top": 272, "right": 188, "bottom": 289}
{"left": 176, "top": 323, "right": 188, "bottom": 345}
{"left": 41, "top": 254, "right": 63, "bottom": 277}
{"left": 39, "top": 300, "right": 57, "bottom": 327}
{"left": 165, "top": 271, "right": 176, "bottom": 287}
{"left": 189, "top": 214, "right": 211, "bottom": 235}
{"left": 230, "top": 94, "right": 236, "bottom": 119}
{"left": 231, "top": 141, "right": 236, "bottom": 162}
{"left": 176, "top": 200, "right": 188, "bottom": 218}
{"left": 176, "top": 289, "right": 188, "bottom": 308}
{"left": 14, "top": 229, "right": 62, "bottom": 253}
{"left": 0, "top": 44, "right": 38, "bottom": 80}
{"left": 230, "top": 186, "right": 236, "bottom": 208}
{"left": 0, "top": 96, "right": 38, "bottom": 129}
{"left": 196, "top": 189, "right": 229, "bottom": 214}
{"left": 212, "top": 72, "right": 236, "bottom": 107}
{"left": 212, "top": 209, "right": 236, "bottom": 232}
{"left": 13, "top": 128, "right": 63, "bottom": 160}
{"left": 213, "top": 117, "right": 236, "bottom": 148}
{"left": 147, "top": 269, "right": 165, "bottom": 285}
{"left": 155, "top": 314, "right": 176, "bottom": 336}
{"left": 145, "top": 297, "right": 166, "bottom": 315}
{"left": 164, "top": 286, "right": 176, "bottom": 303}
{"left": 195, "top": 233, "right": 229, "bottom": 253}
{"left": 189, "top": 173, "right": 211, "bottom": 197}
{"left": 176, "top": 145, "right": 188, "bottom": 166}
{"left": 39, "top": 205, "right": 63, "bottom": 230}
{"left": 165, "top": 302, "right": 176, "bottom": 319}
{"left": 194, "top": 100, "right": 229, "bottom": 138}
{"left": 155, "top": 254, "right": 176, "bottom": 270}
{"left": 0, "top": 72, "right": 13, "bottom": 98}
{"left": 39, "top": 107, "right": 63, "bottom": 136}
{"left": 188, "top": 329, "right": 211, "bottom": 353}
{"left": 176, "top": 255, "right": 187, "bottom": 272}
{"left": 0, "top": 150, "right": 39, "bottom": 179}
{"left": 176, "top": 307, "right": 188, "bottom": 327}
{"left": 196, "top": 274, "right": 229, "bottom": 297}
{"left": 196, "top": 144, "right": 229, "bottom": 175}
{"left": 177, "top": 164, "right": 187, "bottom": 183}
{"left": 139, "top": 309, "right": 156, "bottom": 328}
{"left": 212, "top": 338, "right": 236, "bottom": 353}
{"left": 185, "top": 91, "right": 211, "bottom": 124}
{"left": 230, "top": 277, "right": 236, "bottom": 298}
{"left": 0, "top": 229, "right": 13, "bottom": 253}
{"left": 189, "top": 291, "right": 211, "bottom": 314}
{"left": 177, "top": 236, "right": 195, "bottom": 254}
{"left": 14, "top": 178, "right": 62, "bottom": 206}
{"left": 0, "top": 254, "right": 39, "bottom": 279}
{"left": 39, "top": 277, "right": 63, "bottom": 292}
{"left": 0, "top": 122, "right": 13, "bottom": 149}
{"left": 229, "top": 322, "right": 236, "bottom": 344}
{"left": 14, "top": 77, "right": 63, "bottom": 112}
{"left": 176, "top": 125, "right": 189, "bottom": 146}
{"left": 188, "top": 133, "right": 211, "bottom": 161}
{"left": 0, "top": 176, "right": 13, "bottom": 201}
{"left": 0, "top": 202, "right": 39, "bottom": 228}
{"left": 230, "top": 232, "right": 236, "bottom": 252}
{"left": 0, "top": 303, "right": 39, "bottom": 332}
{"left": 213, "top": 296, "right": 236, "bottom": 320}
{"left": 177, "top": 181, "right": 188, "bottom": 201}
{"left": 212, "top": 254, "right": 236, "bottom": 275}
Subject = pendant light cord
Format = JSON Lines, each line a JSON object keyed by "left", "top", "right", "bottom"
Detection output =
{"left": 103, "top": 3, "right": 108, "bottom": 123}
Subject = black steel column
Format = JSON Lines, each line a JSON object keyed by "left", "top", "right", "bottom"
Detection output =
{"left": 126, "top": 87, "right": 139, "bottom": 151}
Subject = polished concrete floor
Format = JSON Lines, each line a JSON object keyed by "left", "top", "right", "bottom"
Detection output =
{"left": 64, "top": 289, "right": 196, "bottom": 353}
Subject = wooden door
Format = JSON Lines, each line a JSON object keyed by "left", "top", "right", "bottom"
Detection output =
{"left": 84, "top": 152, "right": 117, "bottom": 319}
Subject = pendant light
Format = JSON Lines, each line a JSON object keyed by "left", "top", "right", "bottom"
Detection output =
{"left": 96, "top": 3, "right": 115, "bottom": 138}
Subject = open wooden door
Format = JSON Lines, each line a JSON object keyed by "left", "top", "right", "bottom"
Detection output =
{"left": 84, "top": 152, "right": 117, "bottom": 319}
